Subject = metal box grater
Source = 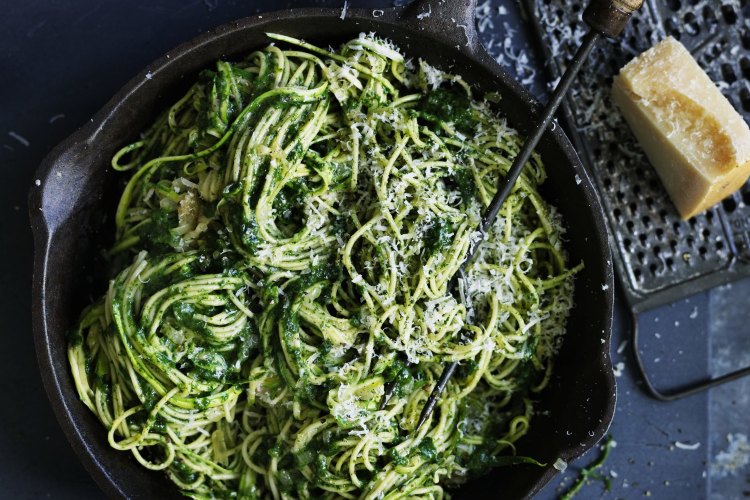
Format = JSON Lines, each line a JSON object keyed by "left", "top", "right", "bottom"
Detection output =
{"left": 522, "top": 0, "right": 750, "bottom": 312}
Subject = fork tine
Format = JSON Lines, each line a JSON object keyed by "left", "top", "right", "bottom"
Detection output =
{"left": 415, "top": 361, "right": 458, "bottom": 431}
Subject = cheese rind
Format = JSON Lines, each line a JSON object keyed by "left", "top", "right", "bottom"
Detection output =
{"left": 612, "top": 37, "right": 750, "bottom": 219}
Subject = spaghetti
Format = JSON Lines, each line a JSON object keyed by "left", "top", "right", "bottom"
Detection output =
{"left": 69, "top": 33, "right": 579, "bottom": 499}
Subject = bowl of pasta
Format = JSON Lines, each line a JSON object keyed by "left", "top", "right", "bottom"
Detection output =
{"left": 30, "top": 1, "right": 615, "bottom": 498}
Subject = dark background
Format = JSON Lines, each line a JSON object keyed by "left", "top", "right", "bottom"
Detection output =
{"left": 2, "top": 0, "right": 748, "bottom": 498}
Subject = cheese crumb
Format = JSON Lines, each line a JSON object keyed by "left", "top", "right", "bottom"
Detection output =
{"left": 553, "top": 458, "right": 567, "bottom": 472}
{"left": 674, "top": 441, "right": 701, "bottom": 451}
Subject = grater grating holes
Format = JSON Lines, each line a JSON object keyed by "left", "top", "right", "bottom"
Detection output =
{"left": 667, "top": 0, "right": 682, "bottom": 11}
{"left": 740, "top": 57, "right": 750, "bottom": 79}
{"left": 684, "top": 11, "right": 702, "bottom": 35}
{"left": 664, "top": 17, "right": 682, "bottom": 38}
{"left": 721, "top": 3, "right": 738, "bottom": 24}
{"left": 721, "top": 63, "right": 737, "bottom": 83}
{"left": 741, "top": 88, "right": 750, "bottom": 112}
{"left": 743, "top": 27, "right": 750, "bottom": 50}
{"left": 526, "top": 0, "right": 750, "bottom": 302}
{"left": 723, "top": 196, "right": 737, "bottom": 213}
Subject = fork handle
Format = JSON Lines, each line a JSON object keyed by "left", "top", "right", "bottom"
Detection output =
{"left": 584, "top": 0, "right": 645, "bottom": 38}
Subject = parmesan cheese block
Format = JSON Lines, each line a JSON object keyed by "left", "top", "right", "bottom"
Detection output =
{"left": 612, "top": 37, "right": 750, "bottom": 219}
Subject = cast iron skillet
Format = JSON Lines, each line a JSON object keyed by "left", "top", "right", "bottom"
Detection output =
{"left": 30, "top": 0, "right": 616, "bottom": 497}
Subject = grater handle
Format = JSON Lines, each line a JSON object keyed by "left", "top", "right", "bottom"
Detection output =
{"left": 584, "top": 0, "right": 645, "bottom": 38}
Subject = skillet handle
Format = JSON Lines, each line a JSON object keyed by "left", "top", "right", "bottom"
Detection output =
{"left": 29, "top": 137, "right": 99, "bottom": 236}
{"left": 399, "top": 0, "right": 479, "bottom": 56}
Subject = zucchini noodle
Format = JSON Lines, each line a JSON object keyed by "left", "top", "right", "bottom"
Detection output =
{"left": 69, "top": 32, "right": 580, "bottom": 499}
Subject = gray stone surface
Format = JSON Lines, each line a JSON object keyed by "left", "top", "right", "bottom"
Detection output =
{"left": 709, "top": 279, "right": 750, "bottom": 500}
